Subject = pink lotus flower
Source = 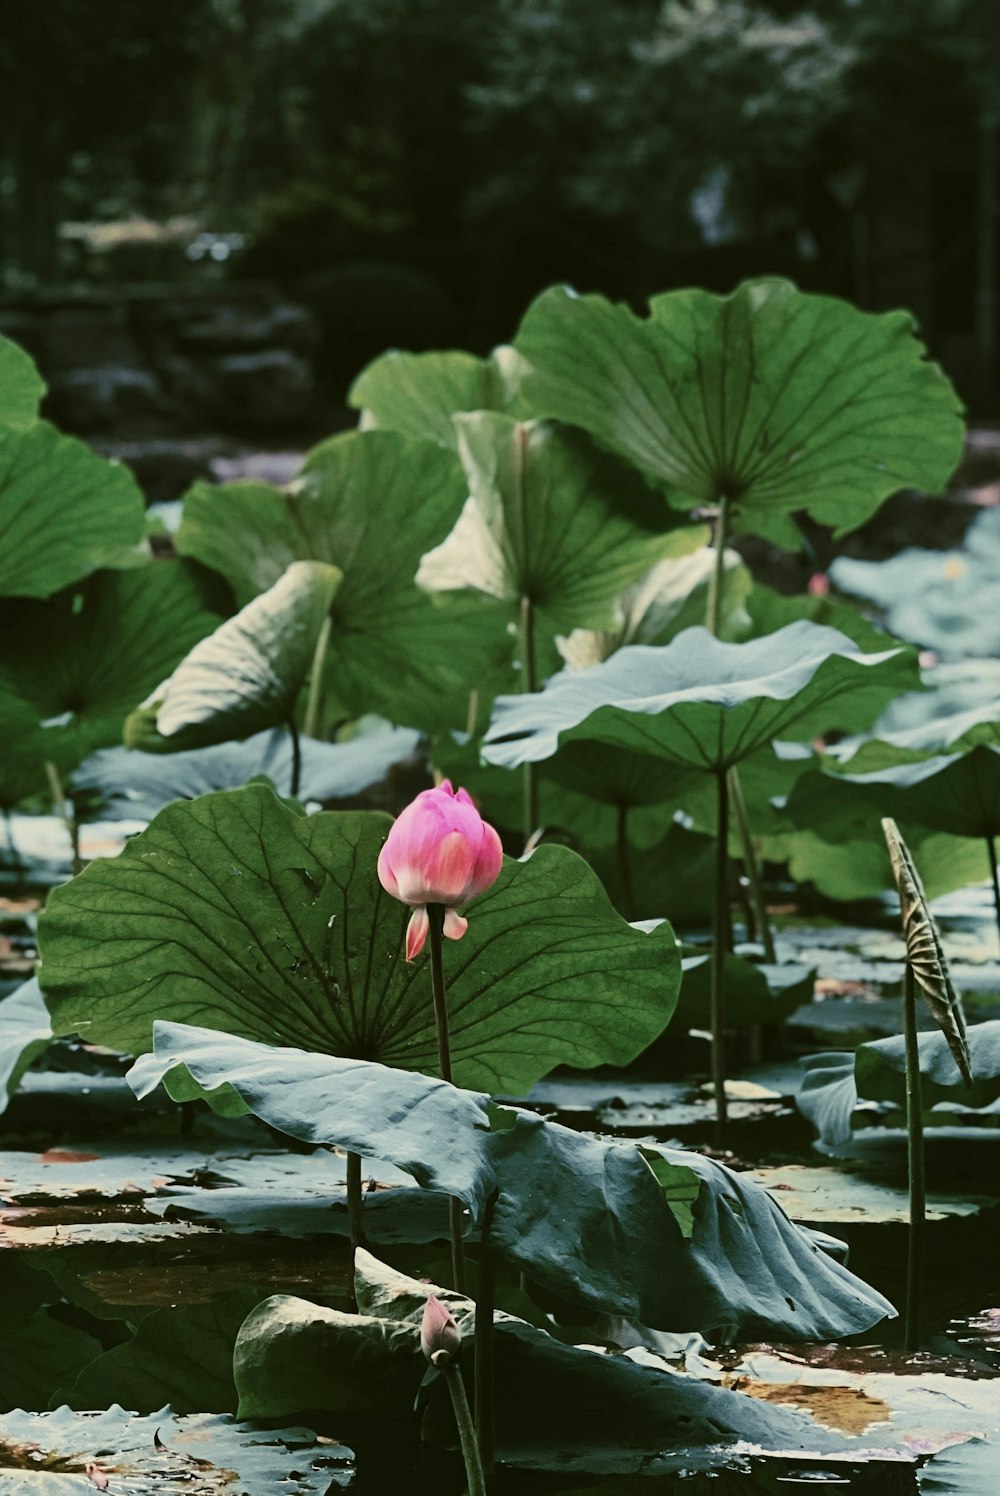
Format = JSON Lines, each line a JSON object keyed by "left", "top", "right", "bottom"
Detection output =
{"left": 377, "top": 780, "right": 503, "bottom": 961}
{"left": 420, "top": 1295, "right": 462, "bottom": 1364}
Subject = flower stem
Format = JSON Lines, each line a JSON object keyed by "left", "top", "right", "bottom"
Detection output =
{"left": 428, "top": 902, "right": 468, "bottom": 1292}
{"left": 904, "top": 961, "right": 925, "bottom": 1352}
{"left": 442, "top": 1360, "right": 488, "bottom": 1496}
{"left": 711, "top": 766, "right": 731, "bottom": 1142}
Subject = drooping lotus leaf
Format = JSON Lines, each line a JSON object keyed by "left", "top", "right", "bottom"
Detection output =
{"left": 0, "top": 332, "right": 46, "bottom": 429}
{"left": 831, "top": 508, "right": 1000, "bottom": 659}
{"left": 420, "top": 414, "right": 702, "bottom": 638}
{"left": 0, "top": 427, "right": 148, "bottom": 605}
{"left": 0, "top": 979, "right": 52, "bottom": 1117}
{"left": 176, "top": 433, "right": 516, "bottom": 728}
{"left": 124, "top": 561, "right": 342, "bottom": 753}
{"left": 483, "top": 622, "right": 917, "bottom": 776}
{"left": 0, "top": 561, "right": 225, "bottom": 795}
{"left": 37, "top": 784, "right": 680, "bottom": 1093}
{"left": 0, "top": 1405, "right": 353, "bottom": 1493}
{"left": 130, "top": 1021, "right": 896, "bottom": 1338}
{"left": 348, "top": 344, "right": 531, "bottom": 447}
{"left": 786, "top": 748, "right": 1000, "bottom": 842}
{"left": 799, "top": 1022, "right": 1000, "bottom": 1147}
{"left": 515, "top": 279, "right": 963, "bottom": 547}
{"left": 677, "top": 950, "right": 815, "bottom": 1031}
{"left": 74, "top": 723, "right": 421, "bottom": 819}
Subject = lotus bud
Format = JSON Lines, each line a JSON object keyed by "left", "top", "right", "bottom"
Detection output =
{"left": 420, "top": 1295, "right": 462, "bottom": 1366}
{"left": 377, "top": 780, "right": 503, "bottom": 961}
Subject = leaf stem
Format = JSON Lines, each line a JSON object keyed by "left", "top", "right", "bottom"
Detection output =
{"left": 288, "top": 720, "right": 302, "bottom": 799}
{"left": 616, "top": 802, "right": 635, "bottom": 920}
{"left": 986, "top": 834, "right": 1000, "bottom": 955}
{"left": 475, "top": 1192, "right": 498, "bottom": 1493}
{"left": 712, "top": 766, "right": 730, "bottom": 1142}
{"left": 706, "top": 493, "right": 730, "bottom": 636}
{"left": 441, "top": 1360, "right": 488, "bottom": 1496}
{"left": 520, "top": 593, "right": 539, "bottom": 845}
{"left": 45, "top": 760, "right": 80, "bottom": 875}
{"left": 428, "top": 902, "right": 467, "bottom": 1292}
{"left": 728, "top": 768, "right": 776, "bottom": 962}
{"left": 346, "top": 1148, "right": 365, "bottom": 1283}
{"left": 303, "top": 614, "right": 333, "bottom": 740}
{"left": 903, "top": 961, "right": 925, "bottom": 1352}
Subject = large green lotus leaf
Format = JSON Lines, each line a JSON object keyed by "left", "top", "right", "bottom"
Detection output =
{"left": 37, "top": 784, "right": 679, "bottom": 1093}
{"left": 739, "top": 579, "right": 902, "bottom": 653}
{"left": 799, "top": 1022, "right": 1000, "bottom": 1147}
{"left": 177, "top": 430, "right": 465, "bottom": 609}
{"left": 677, "top": 950, "right": 815, "bottom": 1031}
{"left": 838, "top": 701, "right": 1000, "bottom": 759}
{"left": 483, "top": 622, "right": 917, "bottom": 776}
{"left": 176, "top": 433, "right": 515, "bottom": 729}
{"left": 130, "top": 1021, "right": 895, "bottom": 1339}
{"left": 0, "top": 562, "right": 225, "bottom": 793}
{"left": 420, "top": 413, "right": 702, "bottom": 637}
{"left": 0, "top": 333, "right": 46, "bottom": 429}
{"left": 0, "top": 1406, "right": 353, "bottom": 1493}
{"left": 349, "top": 344, "right": 531, "bottom": 447}
{"left": 0, "top": 421, "right": 147, "bottom": 598}
{"left": 515, "top": 279, "right": 964, "bottom": 547}
{"left": 787, "top": 748, "right": 1000, "bottom": 842}
{"left": 124, "top": 561, "right": 341, "bottom": 753}
{"left": 771, "top": 823, "right": 990, "bottom": 903}
{"left": 556, "top": 545, "right": 751, "bottom": 668}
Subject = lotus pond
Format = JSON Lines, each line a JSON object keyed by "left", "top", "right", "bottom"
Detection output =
{"left": 0, "top": 280, "right": 998, "bottom": 1493}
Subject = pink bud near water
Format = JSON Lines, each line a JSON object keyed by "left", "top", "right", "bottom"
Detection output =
{"left": 420, "top": 1295, "right": 462, "bottom": 1363}
{"left": 377, "top": 780, "right": 503, "bottom": 961}
{"left": 807, "top": 572, "right": 830, "bottom": 597}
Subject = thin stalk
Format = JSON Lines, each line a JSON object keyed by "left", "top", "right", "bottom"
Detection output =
{"left": 986, "top": 835, "right": 1000, "bottom": 955}
{"left": 706, "top": 494, "right": 730, "bottom": 636}
{"left": 45, "top": 761, "right": 81, "bottom": 875}
{"left": 475, "top": 1192, "right": 498, "bottom": 1494}
{"left": 288, "top": 720, "right": 302, "bottom": 799}
{"left": 903, "top": 962, "right": 925, "bottom": 1352}
{"left": 440, "top": 1360, "right": 488, "bottom": 1496}
{"left": 428, "top": 903, "right": 467, "bottom": 1292}
{"left": 303, "top": 614, "right": 333, "bottom": 740}
{"left": 616, "top": 802, "right": 635, "bottom": 920}
{"left": 728, "top": 768, "right": 776, "bottom": 962}
{"left": 466, "top": 688, "right": 481, "bottom": 739}
{"left": 711, "top": 767, "right": 731, "bottom": 1141}
{"left": 346, "top": 1149, "right": 365, "bottom": 1256}
{"left": 520, "top": 593, "right": 539, "bottom": 845}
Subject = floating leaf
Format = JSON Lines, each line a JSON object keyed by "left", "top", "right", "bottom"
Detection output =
{"left": 0, "top": 422, "right": 147, "bottom": 599}
{"left": 515, "top": 279, "right": 963, "bottom": 546}
{"left": 124, "top": 561, "right": 341, "bottom": 753}
{"left": 130, "top": 1022, "right": 896, "bottom": 1339}
{"left": 484, "top": 622, "right": 917, "bottom": 776}
{"left": 882, "top": 818, "right": 972, "bottom": 1084}
{"left": 38, "top": 784, "right": 680, "bottom": 1094}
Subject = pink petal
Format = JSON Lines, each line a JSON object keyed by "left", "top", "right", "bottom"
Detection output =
{"left": 376, "top": 842, "right": 399, "bottom": 898}
{"left": 443, "top": 908, "right": 468, "bottom": 941}
{"left": 468, "top": 822, "right": 504, "bottom": 896}
{"left": 420, "top": 1295, "right": 461, "bottom": 1361}
{"left": 405, "top": 906, "right": 429, "bottom": 961}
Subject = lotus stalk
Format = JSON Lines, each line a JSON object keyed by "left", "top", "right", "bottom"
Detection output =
{"left": 421, "top": 1297, "right": 487, "bottom": 1496}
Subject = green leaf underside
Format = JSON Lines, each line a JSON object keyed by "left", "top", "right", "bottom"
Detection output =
{"left": 130, "top": 1022, "right": 895, "bottom": 1338}
{"left": 787, "top": 747, "right": 1000, "bottom": 841}
{"left": 0, "top": 333, "right": 46, "bottom": 430}
{"left": 124, "top": 560, "right": 341, "bottom": 753}
{"left": 0, "top": 421, "right": 147, "bottom": 598}
{"left": 0, "top": 979, "right": 53, "bottom": 1114}
{"left": 637, "top": 1147, "right": 700, "bottom": 1238}
{"left": 0, "top": 562, "right": 226, "bottom": 789}
{"left": 484, "top": 621, "right": 916, "bottom": 775}
{"left": 799, "top": 1022, "right": 1000, "bottom": 1146}
{"left": 37, "top": 784, "right": 680, "bottom": 1095}
{"left": 515, "top": 279, "right": 964, "bottom": 545}
{"left": 423, "top": 413, "right": 700, "bottom": 636}
{"left": 348, "top": 346, "right": 524, "bottom": 446}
